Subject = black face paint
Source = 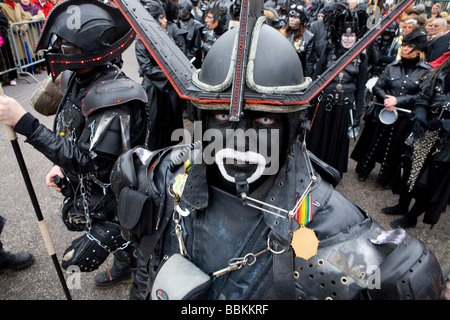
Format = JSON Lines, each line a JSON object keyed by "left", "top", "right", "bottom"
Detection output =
{"left": 203, "top": 110, "right": 287, "bottom": 193}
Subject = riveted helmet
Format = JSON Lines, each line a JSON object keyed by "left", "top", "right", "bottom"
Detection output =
{"left": 36, "top": 0, "right": 135, "bottom": 80}
{"left": 191, "top": 14, "right": 311, "bottom": 145}
{"left": 204, "top": 0, "right": 228, "bottom": 22}
{"left": 192, "top": 19, "right": 310, "bottom": 111}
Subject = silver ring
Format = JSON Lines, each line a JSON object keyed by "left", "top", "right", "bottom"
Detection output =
{"left": 267, "top": 237, "right": 285, "bottom": 254}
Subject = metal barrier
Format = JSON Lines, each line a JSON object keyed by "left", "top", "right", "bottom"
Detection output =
{"left": 0, "top": 26, "right": 18, "bottom": 80}
{"left": 8, "top": 20, "right": 46, "bottom": 83}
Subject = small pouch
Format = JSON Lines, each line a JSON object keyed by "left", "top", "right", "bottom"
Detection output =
{"left": 151, "top": 254, "right": 212, "bottom": 300}
{"left": 118, "top": 186, "right": 155, "bottom": 241}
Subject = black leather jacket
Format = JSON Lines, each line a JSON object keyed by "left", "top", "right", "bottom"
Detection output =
{"left": 373, "top": 59, "right": 431, "bottom": 111}
{"left": 285, "top": 29, "right": 315, "bottom": 78}
{"left": 21, "top": 64, "right": 147, "bottom": 223}
{"left": 177, "top": 17, "right": 204, "bottom": 68}
{"left": 112, "top": 141, "right": 445, "bottom": 300}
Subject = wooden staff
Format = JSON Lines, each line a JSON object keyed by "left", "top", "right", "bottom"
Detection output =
{"left": 0, "top": 84, "right": 72, "bottom": 300}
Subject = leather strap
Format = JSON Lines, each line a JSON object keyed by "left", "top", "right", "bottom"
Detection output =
{"left": 268, "top": 236, "right": 297, "bottom": 300}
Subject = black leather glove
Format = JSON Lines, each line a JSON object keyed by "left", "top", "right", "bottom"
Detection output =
{"left": 411, "top": 118, "right": 426, "bottom": 141}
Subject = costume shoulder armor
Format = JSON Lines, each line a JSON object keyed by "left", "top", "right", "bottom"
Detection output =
{"left": 295, "top": 216, "right": 445, "bottom": 300}
{"left": 82, "top": 77, "right": 148, "bottom": 116}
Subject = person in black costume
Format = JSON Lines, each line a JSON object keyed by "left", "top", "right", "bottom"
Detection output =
{"left": 177, "top": 0, "right": 204, "bottom": 69}
{"left": 159, "top": 0, "right": 188, "bottom": 53}
{"left": 371, "top": 21, "right": 401, "bottom": 77}
{"left": 0, "top": 0, "right": 148, "bottom": 297}
{"left": 280, "top": 3, "right": 315, "bottom": 77}
{"left": 307, "top": 0, "right": 324, "bottom": 23}
{"left": 0, "top": 8, "right": 18, "bottom": 86}
{"left": 388, "top": 56, "right": 450, "bottom": 229}
{"left": 307, "top": 4, "right": 368, "bottom": 176}
{"left": 190, "top": 0, "right": 205, "bottom": 22}
{"left": 136, "top": 0, "right": 185, "bottom": 151}
{"left": 109, "top": 0, "right": 445, "bottom": 300}
{"left": 201, "top": 0, "right": 228, "bottom": 59}
{"left": 351, "top": 29, "right": 431, "bottom": 189}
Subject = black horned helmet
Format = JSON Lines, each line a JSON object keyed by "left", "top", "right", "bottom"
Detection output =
{"left": 113, "top": 0, "right": 418, "bottom": 123}
{"left": 36, "top": 0, "right": 135, "bottom": 80}
{"left": 205, "top": 0, "right": 228, "bottom": 22}
{"left": 327, "top": 3, "right": 368, "bottom": 45}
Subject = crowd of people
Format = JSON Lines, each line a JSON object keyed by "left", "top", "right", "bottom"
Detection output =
{"left": 0, "top": 0, "right": 448, "bottom": 301}
{"left": 137, "top": 0, "right": 449, "bottom": 229}
{"left": 0, "top": 0, "right": 60, "bottom": 86}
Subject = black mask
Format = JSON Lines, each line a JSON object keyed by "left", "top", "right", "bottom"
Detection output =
{"left": 203, "top": 110, "right": 287, "bottom": 194}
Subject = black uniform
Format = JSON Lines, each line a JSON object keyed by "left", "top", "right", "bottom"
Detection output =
{"left": 390, "top": 60, "right": 450, "bottom": 228}
{"left": 351, "top": 58, "right": 431, "bottom": 188}
{"left": 135, "top": 38, "right": 184, "bottom": 151}
{"left": 308, "top": 46, "right": 368, "bottom": 176}
{"left": 6, "top": 0, "right": 149, "bottom": 298}
{"left": 177, "top": 14, "right": 204, "bottom": 68}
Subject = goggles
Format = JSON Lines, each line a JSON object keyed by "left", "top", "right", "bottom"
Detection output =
{"left": 289, "top": 4, "right": 304, "bottom": 17}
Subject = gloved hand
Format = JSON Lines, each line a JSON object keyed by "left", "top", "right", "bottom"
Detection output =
{"left": 411, "top": 118, "right": 426, "bottom": 141}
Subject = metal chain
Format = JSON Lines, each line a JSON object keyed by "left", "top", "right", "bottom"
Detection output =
{"left": 407, "top": 130, "right": 440, "bottom": 192}
{"left": 211, "top": 237, "right": 284, "bottom": 278}
{"left": 78, "top": 173, "right": 129, "bottom": 253}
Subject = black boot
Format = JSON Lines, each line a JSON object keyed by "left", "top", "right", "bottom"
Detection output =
{"left": 390, "top": 216, "right": 417, "bottom": 229}
{"left": 0, "top": 250, "right": 35, "bottom": 272}
{"left": 94, "top": 248, "right": 136, "bottom": 289}
{"left": 382, "top": 204, "right": 407, "bottom": 215}
{"left": 357, "top": 173, "right": 369, "bottom": 182}
{"left": 390, "top": 200, "right": 424, "bottom": 229}
{"left": 382, "top": 193, "right": 412, "bottom": 215}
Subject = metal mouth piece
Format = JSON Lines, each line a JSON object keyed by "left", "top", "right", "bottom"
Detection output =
{"left": 215, "top": 149, "right": 267, "bottom": 184}
{"left": 234, "top": 142, "right": 317, "bottom": 221}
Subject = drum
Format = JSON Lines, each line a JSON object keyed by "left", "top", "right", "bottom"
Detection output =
{"left": 378, "top": 107, "right": 412, "bottom": 125}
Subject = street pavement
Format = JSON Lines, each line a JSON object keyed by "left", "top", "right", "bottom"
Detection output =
{"left": 0, "top": 41, "right": 448, "bottom": 301}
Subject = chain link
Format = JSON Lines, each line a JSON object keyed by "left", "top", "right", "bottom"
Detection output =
{"left": 78, "top": 173, "right": 129, "bottom": 253}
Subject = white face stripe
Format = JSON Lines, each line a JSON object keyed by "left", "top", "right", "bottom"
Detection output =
{"left": 215, "top": 148, "right": 267, "bottom": 184}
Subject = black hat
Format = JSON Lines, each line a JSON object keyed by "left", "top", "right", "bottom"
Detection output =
{"left": 402, "top": 28, "right": 428, "bottom": 51}
{"left": 288, "top": 3, "right": 309, "bottom": 24}
{"left": 327, "top": 4, "right": 368, "bottom": 44}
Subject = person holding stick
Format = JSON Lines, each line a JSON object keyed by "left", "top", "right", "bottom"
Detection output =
{"left": 0, "top": 0, "right": 148, "bottom": 299}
